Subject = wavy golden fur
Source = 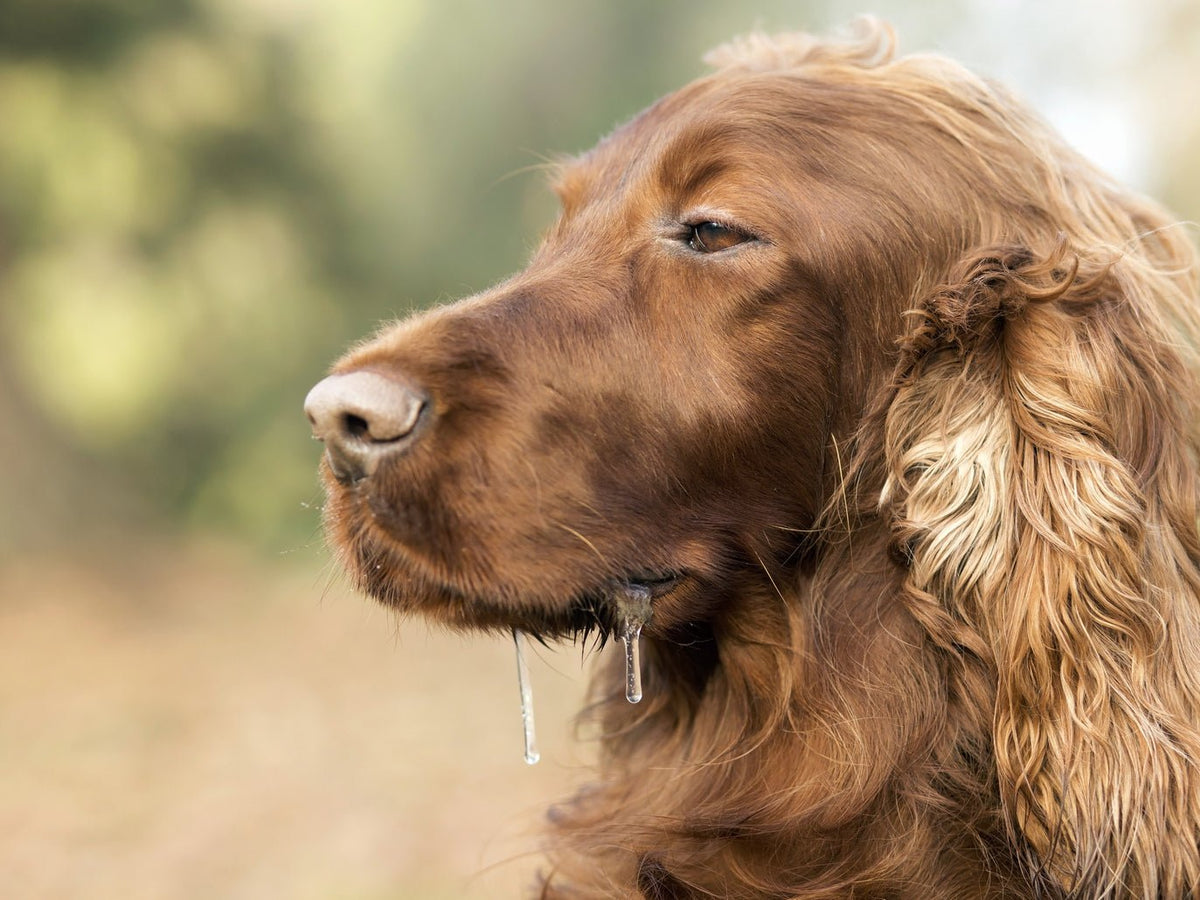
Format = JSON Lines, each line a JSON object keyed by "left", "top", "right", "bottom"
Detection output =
{"left": 308, "top": 20, "right": 1200, "bottom": 899}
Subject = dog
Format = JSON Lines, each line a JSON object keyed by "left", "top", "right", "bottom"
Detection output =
{"left": 305, "top": 20, "right": 1200, "bottom": 898}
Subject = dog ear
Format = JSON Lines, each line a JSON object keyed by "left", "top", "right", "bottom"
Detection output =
{"left": 882, "top": 239, "right": 1200, "bottom": 895}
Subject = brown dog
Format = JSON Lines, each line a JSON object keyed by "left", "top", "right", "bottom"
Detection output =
{"left": 306, "top": 21, "right": 1200, "bottom": 899}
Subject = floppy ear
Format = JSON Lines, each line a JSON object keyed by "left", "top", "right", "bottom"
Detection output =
{"left": 883, "top": 240, "right": 1200, "bottom": 896}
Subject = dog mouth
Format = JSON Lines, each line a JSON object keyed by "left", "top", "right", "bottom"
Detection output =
{"left": 342, "top": 507, "right": 690, "bottom": 638}
{"left": 322, "top": 458, "right": 693, "bottom": 638}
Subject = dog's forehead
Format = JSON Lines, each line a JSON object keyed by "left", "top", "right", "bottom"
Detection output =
{"left": 549, "top": 77, "right": 714, "bottom": 204}
{"left": 550, "top": 72, "right": 796, "bottom": 212}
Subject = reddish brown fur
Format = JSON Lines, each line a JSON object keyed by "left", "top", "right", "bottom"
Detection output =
{"left": 314, "top": 21, "right": 1200, "bottom": 899}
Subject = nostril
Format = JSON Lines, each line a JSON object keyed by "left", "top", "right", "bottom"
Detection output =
{"left": 304, "top": 371, "right": 427, "bottom": 482}
{"left": 344, "top": 413, "right": 371, "bottom": 441}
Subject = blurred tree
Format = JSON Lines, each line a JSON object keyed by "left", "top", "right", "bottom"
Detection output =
{"left": 0, "top": 0, "right": 200, "bottom": 65}
{"left": 0, "top": 0, "right": 350, "bottom": 550}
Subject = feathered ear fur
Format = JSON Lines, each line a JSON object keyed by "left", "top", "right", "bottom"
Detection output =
{"left": 883, "top": 238, "right": 1200, "bottom": 897}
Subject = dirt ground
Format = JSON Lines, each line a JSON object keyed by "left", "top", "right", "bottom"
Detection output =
{"left": 0, "top": 540, "right": 595, "bottom": 899}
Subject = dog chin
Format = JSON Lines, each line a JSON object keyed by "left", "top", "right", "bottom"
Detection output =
{"left": 337, "top": 528, "right": 599, "bottom": 638}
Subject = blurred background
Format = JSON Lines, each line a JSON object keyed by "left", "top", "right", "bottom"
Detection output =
{"left": 1, "top": 0, "right": 1196, "bottom": 897}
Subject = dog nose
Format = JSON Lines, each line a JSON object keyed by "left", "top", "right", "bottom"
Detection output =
{"left": 304, "top": 371, "right": 427, "bottom": 483}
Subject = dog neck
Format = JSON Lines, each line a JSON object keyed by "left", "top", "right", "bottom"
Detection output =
{"left": 541, "top": 519, "right": 1025, "bottom": 898}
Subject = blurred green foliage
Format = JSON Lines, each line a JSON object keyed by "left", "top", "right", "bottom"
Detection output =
{"left": 0, "top": 0, "right": 1196, "bottom": 555}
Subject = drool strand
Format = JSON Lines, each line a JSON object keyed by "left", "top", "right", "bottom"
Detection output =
{"left": 512, "top": 627, "right": 540, "bottom": 765}
{"left": 620, "top": 617, "right": 644, "bottom": 703}
{"left": 613, "top": 584, "right": 653, "bottom": 704}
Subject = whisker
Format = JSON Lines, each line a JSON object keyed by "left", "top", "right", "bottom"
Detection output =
{"left": 554, "top": 523, "right": 609, "bottom": 567}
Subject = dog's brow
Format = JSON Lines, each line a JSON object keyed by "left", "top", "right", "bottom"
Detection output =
{"left": 659, "top": 153, "right": 734, "bottom": 203}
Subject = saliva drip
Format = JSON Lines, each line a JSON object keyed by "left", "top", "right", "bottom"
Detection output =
{"left": 511, "top": 582, "right": 652, "bottom": 765}
{"left": 620, "top": 617, "right": 644, "bottom": 703}
{"left": 613, "top": 584, "right": 653, "bottom": 704}
{"left": 512, "top": 627, "right": 540, "bottom": 765}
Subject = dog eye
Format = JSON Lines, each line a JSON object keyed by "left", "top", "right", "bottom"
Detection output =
{"left": 686, "top": 221, "right": 751, "bottom": 253}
